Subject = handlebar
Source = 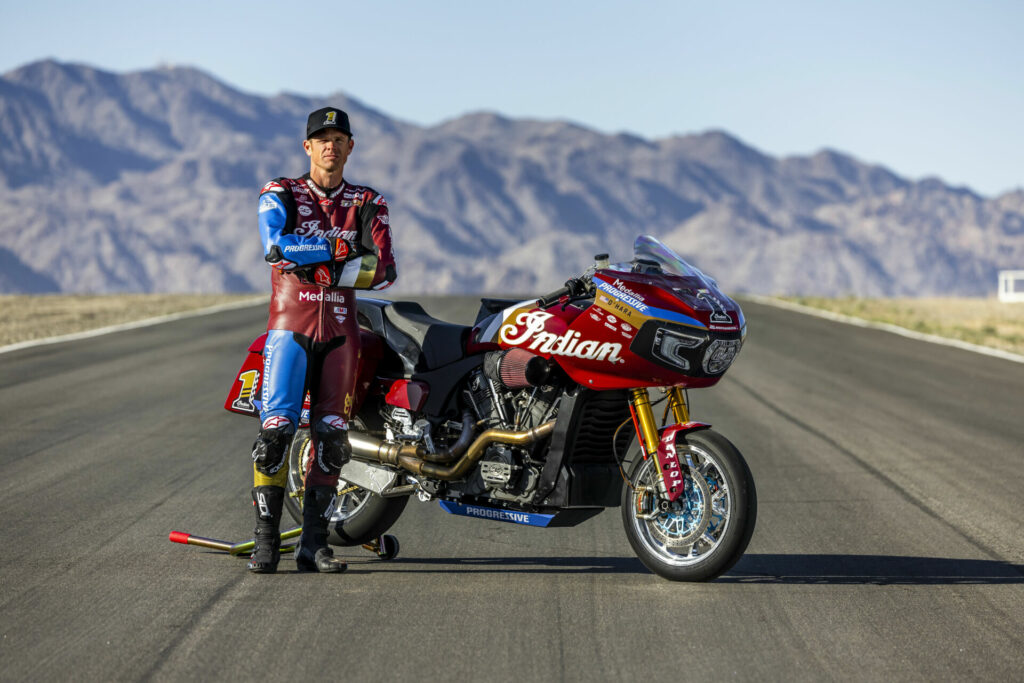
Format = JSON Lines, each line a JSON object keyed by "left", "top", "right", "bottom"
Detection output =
{"left": 537, "top": 277, "right": 594, "bottom": 309}
{"left": 537, "top": 286, "right": 572, "bottom": 308}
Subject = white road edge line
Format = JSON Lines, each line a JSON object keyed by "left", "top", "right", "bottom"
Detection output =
{"left": 0, "top": 296, "right": 269, "bottom": 356}
{"left": 744, "top": 294, "right": 1024, "bottom": 365}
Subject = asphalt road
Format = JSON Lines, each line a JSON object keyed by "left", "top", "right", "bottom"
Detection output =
{"left": 1, "top": 296, "right": 1022, "bottom": 681}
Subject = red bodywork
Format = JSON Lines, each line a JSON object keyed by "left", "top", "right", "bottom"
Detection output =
{"left": 227, "top": 265, "right": 744, "bottom": 420}
{"left": 471, "top": 267, "right": 744, "bottom": 391}
{"left": 654, "top": 422, "right": 712, "bottom": 502}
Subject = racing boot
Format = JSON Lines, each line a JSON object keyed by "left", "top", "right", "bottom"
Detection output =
{"left": 295, "top": 485, "right": 347, "bottom": 573}
{"left": 247, "top": 485, "right": 285, "bottom": 574}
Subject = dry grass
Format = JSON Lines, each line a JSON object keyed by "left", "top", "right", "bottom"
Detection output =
{"left": 4, "top": 294, "right": 1024, "bottom": 358}
{"left": 0, "top": 294, "right": 264, "bottom": 347}
{"left": 784, "top": 296, "right": 1024, "bottom": 356}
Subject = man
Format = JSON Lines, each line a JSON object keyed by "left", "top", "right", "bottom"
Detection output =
{"left": 248, "top": 107, "right": 396, "bottom": 574}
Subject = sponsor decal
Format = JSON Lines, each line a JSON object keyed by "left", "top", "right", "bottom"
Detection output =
{"left": 373, "top": 194, "right": 387, "bottom": 206}
{"left": 333, "top": 306, "right": 347, "bottom": 323}
{"left": 708, "top": 324, "right": 739, "bottom": 331}
{"left": 298, "top": 290, "right": 346, "bottom": 303}
{"left": 294, "top": 224, "right": 357, "bottom": 240}
{"left": 259, "top": 196, "right": 279, "bottom": 213}
{"left": 320, "top": 493, "right": 337, "bottom": 519}
{"left": 499, "top": 310, "right": 624, "bottom": 363}
{"left": 333, "top": 240, "right": 349, "bottom": 260}
{"left": 376, "top": 212, "right": 389, "bottom": 225}
{"left": 231, "top": 369, "right": 260, "bottom": 413}
{"left": 261, "top": 181, "right": 284, "bottom": 193}
{"left": 657, "top": 432, "right": 685, "bottom": 501}
{"left": 596, "top": 278, "right": 648, "bottom": 313}
{"left": 314, "top": 265, "right": 332, "bottom": 287}
{"left": 283, "top": 243, "right": 324, "bottom": 253}
{"left": 261, "top": 415, "right": 291, "bottom": 430}
{"left": 324, "top": 111, "right": 337, "bottom": 125}
{"left": 301, "top": 220, "right": 321, "bottom": 231}
{"left": 298, "top": 205, "right": 313, "bottom": 216}
{"left": 621, "top": 322, "right": 633, "bottom": 332}
{"left": 697, "top": 290, "right": 734, "bottom": 325}
{"left": 321, "top": 414, "right": 348, "bottom": 430}
{"left": 256, "top": 491, "right": 270, "bottom": 517}
{"left": 438, "top": 500, "right": 556, "bottom": 527}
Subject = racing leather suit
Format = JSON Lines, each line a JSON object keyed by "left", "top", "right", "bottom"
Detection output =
{"left": 255, "top": 173, "right": 396, "bottom": 489}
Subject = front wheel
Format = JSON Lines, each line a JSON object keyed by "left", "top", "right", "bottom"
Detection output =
{"left": 621, "top": 428, "right": 756, "bottom": 581}
{"left": 284, "top": 424, "right": 408, "bottom": 547}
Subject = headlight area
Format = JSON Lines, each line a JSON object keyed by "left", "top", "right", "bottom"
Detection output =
{"left": 652, "top": 327, "right": 704, "bottom": 371}
{"left": 703, "top": 338, "right": 742, "bottom": 374}
{"left": 630, "top": 320, "right": 743, "bottom": 377}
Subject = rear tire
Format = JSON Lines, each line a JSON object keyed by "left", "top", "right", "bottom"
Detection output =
{"left": 285, "top": 420, "right": 408, "bottom": 547}
{"left": 621, "top": 428, "right": 756, "bottom": 581}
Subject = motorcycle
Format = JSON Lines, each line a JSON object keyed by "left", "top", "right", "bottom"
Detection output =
{"left": 225, "top": 235, "right": 756, "bottom": 581}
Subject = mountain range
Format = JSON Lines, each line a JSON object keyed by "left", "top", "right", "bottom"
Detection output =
{"left": 2, "top": 59, "right": 1022, "bottom": 297}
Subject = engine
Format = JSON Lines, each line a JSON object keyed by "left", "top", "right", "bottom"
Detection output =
{"left": 458, "top": 350, "right": 561, "bottom": 504}
{"left": 374, "top": 349, "right": 561, "bottom": 505}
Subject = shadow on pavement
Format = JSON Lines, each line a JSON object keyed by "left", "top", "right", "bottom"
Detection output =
{"left": 366, "top": 555, "right": 649, "bottom": 574}
{"left": 722, "top": 554, "right": 1024, "bottom": 584}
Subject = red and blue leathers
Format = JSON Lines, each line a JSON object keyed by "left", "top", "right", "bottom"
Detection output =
{"left": 256, "top": 173, "right": 395, "bottom": 488}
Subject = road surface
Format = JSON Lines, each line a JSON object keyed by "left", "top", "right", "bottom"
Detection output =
{"left": 1, "top": 296, "right": 1021, "bottom": 681}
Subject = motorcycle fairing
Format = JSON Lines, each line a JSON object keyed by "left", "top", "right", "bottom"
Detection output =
{"left": 656, "top": 422, "right": 712, "bottom": 502}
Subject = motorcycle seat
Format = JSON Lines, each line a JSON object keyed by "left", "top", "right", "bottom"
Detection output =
{"left": 357, "top": 298, "right": 469, "bottom": 374}
{"left": 475, "top": 297, "right": 526, "bottom": 325}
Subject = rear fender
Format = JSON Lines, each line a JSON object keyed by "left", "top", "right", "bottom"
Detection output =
{"left": 223, "top": 330, "right": 384, "bottom": 423}
{"left": 224, "top": 335, "right": 267, "bottom": 417}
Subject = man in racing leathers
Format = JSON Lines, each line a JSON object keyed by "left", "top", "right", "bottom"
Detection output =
{"left": 248, "top": 107, "right": 396, "bottom": 574}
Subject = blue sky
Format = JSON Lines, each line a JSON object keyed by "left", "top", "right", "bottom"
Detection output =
{"left": 2, "top": 0, "right": 1021, "bottom": 196}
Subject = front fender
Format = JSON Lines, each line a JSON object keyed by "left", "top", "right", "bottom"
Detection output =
{"left": 620, "top": 421, "right": 712, "bottom": 501}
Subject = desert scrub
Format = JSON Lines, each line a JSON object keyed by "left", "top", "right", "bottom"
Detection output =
{"left": 786, "top": 297, "right": 1024, "bottom": 356}
{"left": 0, "top": 294, "right": 264, "bottom": 346}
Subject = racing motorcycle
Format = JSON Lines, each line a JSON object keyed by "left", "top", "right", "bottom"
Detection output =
{"left": 225, "top": 235, "right": 755, "bottom": 581}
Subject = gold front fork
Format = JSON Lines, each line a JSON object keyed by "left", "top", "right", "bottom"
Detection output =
{"left": 629, "top": 388, "right": 661, "bottom": 458}
{"left": 666, "top": 387, "right": 690, "bottom": 424}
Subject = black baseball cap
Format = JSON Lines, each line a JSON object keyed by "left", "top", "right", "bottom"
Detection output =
{"left": 306, "top": 107, "right": 353, "bottom": 139}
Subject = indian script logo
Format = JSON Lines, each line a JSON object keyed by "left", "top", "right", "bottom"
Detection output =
{"left": 499, "top": 311, "right": 624, "bottom": 363}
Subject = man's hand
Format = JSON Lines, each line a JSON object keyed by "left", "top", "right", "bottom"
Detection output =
{"left": 311, "top": 264, "right": 334, "bottom": 288}
{"left": 294, "top": 262, "right": 336, "bottom": 288}
{"left": 329, "top": 238, "right": 354, "bottom": 262}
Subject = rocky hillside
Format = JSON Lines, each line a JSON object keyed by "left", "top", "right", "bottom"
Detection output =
{"left": 2, "top": 59, "right": 1021, "bottom": 296}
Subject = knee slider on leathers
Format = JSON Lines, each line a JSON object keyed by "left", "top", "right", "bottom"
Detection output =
{"left": 251, "top": 418, "right": 295, "bottom": 476}
{"left": 313, "top": 419, "right": 351, "bottom": 475}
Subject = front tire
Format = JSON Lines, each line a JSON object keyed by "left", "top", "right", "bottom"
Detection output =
{"left": 284, "top": 423, "right": 408, "bottom": 547}
{"left": 621, "top": 428, "right": 756, "bottom": 581}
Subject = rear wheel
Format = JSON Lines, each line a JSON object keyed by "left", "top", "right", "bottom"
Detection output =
{"left": 621, "top": 428, "right": 756, "bottom": 581}
{"left": 284, "top": 419, "right": 408, "bottom": 547}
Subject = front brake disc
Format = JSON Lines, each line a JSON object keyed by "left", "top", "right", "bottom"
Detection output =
{"left": 647, "top": 468, "right": 712, "bottom": 548}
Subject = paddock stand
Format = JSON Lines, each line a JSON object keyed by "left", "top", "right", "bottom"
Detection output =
{"left": 168, "top": 527, "right": 399, "bottom": 561}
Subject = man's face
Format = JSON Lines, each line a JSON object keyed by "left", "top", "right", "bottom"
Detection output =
{"left": 303, "top": 130, "right": 354, "bottom": 173}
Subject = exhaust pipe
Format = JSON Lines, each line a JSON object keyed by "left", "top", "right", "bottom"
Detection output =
{"left": 348, "top": 416, "right": 555, "bottom": 481}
